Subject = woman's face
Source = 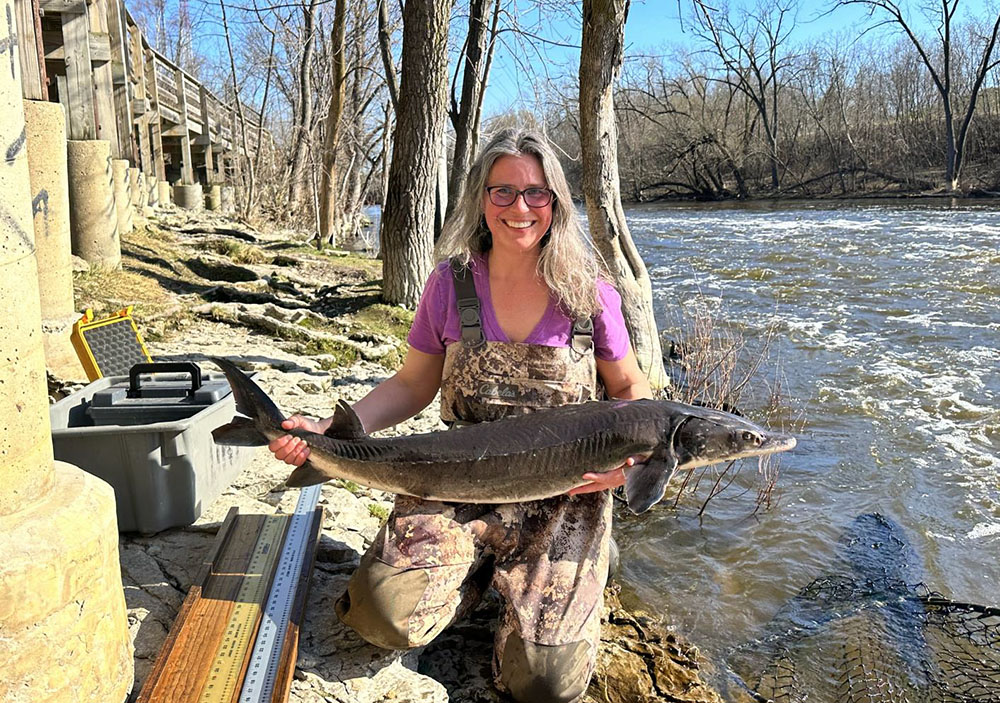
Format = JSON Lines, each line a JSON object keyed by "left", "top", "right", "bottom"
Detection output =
{"left": 482, "top": 153, "right": 553, "bottom": 257}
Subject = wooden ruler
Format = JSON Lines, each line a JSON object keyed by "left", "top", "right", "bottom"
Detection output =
{"left": 199, "top": 514, "right": 286, "bottom": 703}
{"left": 137, "top": 491, "right": 323, "bottom": 703}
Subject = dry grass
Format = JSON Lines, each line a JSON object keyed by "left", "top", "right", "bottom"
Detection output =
{"left": 194, "top": 238, "right": 269, "bottom": 264}
{"left": 657, "top": 295, "right": 796, "bottom": 515}
{"left": 73, "top": 265, "right": 173, "bottom": 320}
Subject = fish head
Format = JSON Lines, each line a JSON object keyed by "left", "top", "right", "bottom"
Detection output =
{"left": 670, "top": 405, "right": 797, "bottom": 469}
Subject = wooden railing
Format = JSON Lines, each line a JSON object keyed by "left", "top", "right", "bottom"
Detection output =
{"left": 15, "top": 0, "right": 264, "bottom": 186}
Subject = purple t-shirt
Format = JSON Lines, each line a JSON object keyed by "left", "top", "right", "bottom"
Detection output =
{"left": 407, "top": 255, "right": 631, "bottom": 361}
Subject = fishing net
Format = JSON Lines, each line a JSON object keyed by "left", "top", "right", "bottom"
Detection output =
{"left": 727, "top": 576, "right": 1000, "bottom": 703}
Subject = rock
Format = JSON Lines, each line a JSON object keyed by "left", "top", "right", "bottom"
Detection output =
{"left": 185, "top": 255, "right": 260, "bottom": 283}
{"left": 71, "top": 254, "right": 91, "bottom": 272}
{"left": 588, "top": 584, "right": 724, "bottom": 703}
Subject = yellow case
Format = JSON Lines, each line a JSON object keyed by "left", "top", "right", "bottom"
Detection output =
{"left": 70, "top": 307, "right": 153, "bottom": 381}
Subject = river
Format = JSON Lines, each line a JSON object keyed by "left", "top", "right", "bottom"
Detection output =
{"left": 614, "top": 199, "right": 1000, "bottom": 690}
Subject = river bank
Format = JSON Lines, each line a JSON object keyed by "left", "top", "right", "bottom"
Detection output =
{"left": 62, "top": 206, "right": 725, "bottom": 702}
{"left": 628, "top": 189, "right": 1000, "bottom": 205}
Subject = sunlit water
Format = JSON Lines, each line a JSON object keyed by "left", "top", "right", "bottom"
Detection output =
{"left": 615, "top": 200, "right": 1000, "bottom": 689}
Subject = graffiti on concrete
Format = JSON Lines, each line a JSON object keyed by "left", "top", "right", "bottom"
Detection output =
{"left": 32, "top": 189, "right": 49, "bottom": 237}
{"left": 2, "top": 5, "right": 17, "bottom": 80}
{"left": 1, "top": 205, "right": 34, "bottom": 249}
{"left": 5, "top": 126, "right": 26, "bottom": 165}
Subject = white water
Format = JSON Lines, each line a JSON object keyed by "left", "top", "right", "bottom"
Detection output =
{"left": 616, "top": 200, "right": 1000, "bottom": 687}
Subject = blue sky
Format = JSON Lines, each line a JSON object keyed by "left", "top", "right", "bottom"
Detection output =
{"left": 479, "top": 0, "right": 993, "bottom": 116}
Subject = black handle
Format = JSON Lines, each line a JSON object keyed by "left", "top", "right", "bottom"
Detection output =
{"left": 128, "top": 362, "right": 203, "bottom": 398}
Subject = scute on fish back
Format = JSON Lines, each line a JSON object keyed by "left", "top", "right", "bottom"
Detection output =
{"left": 209, "top": 357, "right": 796, "bottom": 514}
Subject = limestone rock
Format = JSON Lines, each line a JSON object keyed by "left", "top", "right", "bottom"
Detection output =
{"left": 588, "top": 585, "right": 724, "bottom": 703}
{"left": 185, "top": 255, "right": 259, "bottom": 283}
{"left": 71, "top": 254, "right": 91, "bottom": 272}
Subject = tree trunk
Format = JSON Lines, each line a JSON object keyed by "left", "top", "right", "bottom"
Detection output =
{"left": 579, "top": 0, "right": 668, "bottom": 390}
{"left": 287, "top": 0, "right": 319, "bottom": 210}
{"left": 381, "top": 0, "right": 453, "bottom": 307}
{"left": 318, "top": 0, "right": 347, "bottom": 247}
{"left": 446, "top": 0, "right": 495, "bottom": 218}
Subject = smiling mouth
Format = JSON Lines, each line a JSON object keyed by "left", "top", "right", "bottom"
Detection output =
{"left": 502, "top": 220, "right": 535, "bottom": 229}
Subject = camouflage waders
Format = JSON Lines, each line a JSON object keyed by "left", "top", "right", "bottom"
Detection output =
{"left": 336, "top": 264, "right": 612, "bottom": 703}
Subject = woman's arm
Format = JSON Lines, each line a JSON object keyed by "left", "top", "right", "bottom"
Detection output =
{"left": 596, "top": 349, "right": 654, "bottom": 401}
{"left": 268, "top": 348, "right": 445, "bottom": 466}
{"left": 351, "top": 348, "right": 445, "bottom": 433}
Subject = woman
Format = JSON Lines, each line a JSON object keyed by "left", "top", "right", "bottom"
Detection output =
{"left": 269, "top": 128, "right": 652, "bottom": 702}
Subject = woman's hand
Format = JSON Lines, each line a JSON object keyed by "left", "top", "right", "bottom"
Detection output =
{"left": 268, "top": 415, "right": 326, "bottom": 467}
{"left": 567, "top": 456, "right": 646, "bottom": 496}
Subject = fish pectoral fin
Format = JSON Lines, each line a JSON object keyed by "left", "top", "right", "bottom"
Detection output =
{"left": 624, "top": 451, "right": 678, "bottom": 515}
{"left": 324, "top": 399, "right": 366, "bottom": 440}
{"left": 285, "top": 459, "right": 333, "bottom": 488}
{"left": 212, "top": 417, "right": 268, "bottom": 446}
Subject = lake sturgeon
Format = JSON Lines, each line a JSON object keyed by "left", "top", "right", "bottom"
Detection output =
{"left": 210, "top": 357, "right": 796, "bottom": 514}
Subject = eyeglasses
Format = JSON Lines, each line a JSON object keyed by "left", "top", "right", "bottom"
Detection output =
{"left": 485, "top": 186, "right": 555, "bottom": 208}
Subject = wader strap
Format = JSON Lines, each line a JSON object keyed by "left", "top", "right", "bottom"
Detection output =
{"left": 571, "top": 317, "right": 594, "bottom": 355}
{"left": 451, "top": 260, "right": 485, "bottom": 348}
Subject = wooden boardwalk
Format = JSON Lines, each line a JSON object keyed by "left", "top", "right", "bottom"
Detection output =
{"left": 13, "top": 0, "right": 263, "bottom": 189}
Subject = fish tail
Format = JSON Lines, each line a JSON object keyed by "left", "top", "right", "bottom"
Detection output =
{"left": 210, "top": 357, "right": 286, "bottom": 445}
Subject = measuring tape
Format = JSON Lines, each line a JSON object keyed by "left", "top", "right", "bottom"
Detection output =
{"left": 199, "top": 514, "right": 288, "bottom": 703}
{"left": 238, "top": 484, "right": 322, "bottom": 703}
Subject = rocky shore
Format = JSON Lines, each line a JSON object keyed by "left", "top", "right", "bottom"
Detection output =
{"left": 64, "top": 208, "right": 725, "bottom": 702}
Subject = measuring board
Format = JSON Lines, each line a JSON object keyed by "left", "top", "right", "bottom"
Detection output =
{"left": 239, "top": 485, "right": 323, "bottom": 702}
{"left": 137, "top": 487, "right": 323, "bottom": 703}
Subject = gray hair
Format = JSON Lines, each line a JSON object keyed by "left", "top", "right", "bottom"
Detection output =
{"left": 434, "top": 128, "right": 603, "bottom": 319}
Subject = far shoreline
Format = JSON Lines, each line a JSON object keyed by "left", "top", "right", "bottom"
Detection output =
{"left": 616, "top": 190, "right": 1000, "bottom": 207}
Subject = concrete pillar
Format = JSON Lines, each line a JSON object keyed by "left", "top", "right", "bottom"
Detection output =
{"left": 111, "top": 159, "right": 133, "bottom": 235}
{"left": 205, "top": 183, "right": 222, "bottom": 211}
{"left": 1, "top": 12, "right": 134, "bottom": 700}
{"left": 220, "top": 185, "right": 235, "bottom": 214}
{"left": 23, "top": 100, "right": 82, "bottom": 379}
{"left": 146, "top": 174, "right": 159, "bottom": 208}
{"left": 157, "top": 180, "right": 172, "bottom": 207}
{"left": 128, "top": 167, "right": 142, "bottom": 212}
{"left": 67, "top": 141, "right": 121, "bottom": 268}
{"left": 131, "top": 168, "right": 152, "bottom": 217}
{"left": 174, "top": 182, "right": 204, "bottom": 210}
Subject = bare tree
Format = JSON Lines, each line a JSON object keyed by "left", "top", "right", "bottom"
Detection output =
{"left": 579, "top": 0, "right": 668, "bottom": 390}
{"left": 381, "top": 0, "right": 454, "bottom": 307}
{"left": 835, "top": 0, "right": 1000, "bottom": 190}
{"left": 285, "top": 0, "right": 320, "bottom": 210}
{"left": 376, "top": 0, "right": 400, "bottom": 111}
{"left": 691, "top": 0, "right": 799, "bottom": 191}
{"left": 446, "top": 0, "right": 501, "bottom": 217}
{"left": 317, "top": 0, "right": 347, "bottom": 246}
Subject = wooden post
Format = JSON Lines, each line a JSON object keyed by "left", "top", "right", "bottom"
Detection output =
{"left": 14, "top": 0, "right": 45, "bottom": 99}
{"left": 146, "top": 50, "right": 165, "bottom": 181}
{"left": 130, "top": 30, "right": 153, "bottom": 174}
{"left": 105, "top": 0, "right": 134, "bottom": 162}
{"left": 89, "top": 0, "right": 120, "bottom": 155}
{"left": 215, "top": 149, "right": 225, "bottom": 183}
{"left": 198, "top": 87, "right": 214, "bottom": 179}
{"left": 174, "top": 68, "right": 194, "bottom": 185}
{"left": 228, "top": 105, "right": 243, "bottom": 188}
{"left": 60, "top": 0, "right": 96, "bottom": 140}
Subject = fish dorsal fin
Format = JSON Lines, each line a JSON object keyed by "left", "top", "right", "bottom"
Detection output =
{"left": 324, "top": 399, "right": 366, "bottom": 440}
